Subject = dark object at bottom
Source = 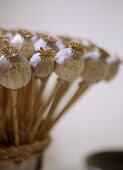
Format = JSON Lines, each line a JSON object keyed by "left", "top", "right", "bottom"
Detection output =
{"left": 36, "top": 155, "right": 43, "bottom": 170}
{"left": 86, "top": 151, "right": 123, "bottom": 170}
{"left": 0, "top": 155, "right": 43, "bottom": 170}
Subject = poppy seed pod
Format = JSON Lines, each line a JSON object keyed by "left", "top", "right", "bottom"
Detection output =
{"left": 17, "top": 29, "right": 35, "bottom": 60}
{"left": 82, "top": 48, "right": 107, "bottom": 84}
{"left": 30, "top": 47, "right": 55, "bottom": 78}
{"left": 104, "top": 55, "right": 121, "bottom": 81}
{"left": 0, "top": 46, "right": 31, "bottom": 89}
{"left": 0, "top": 28, "right": 8, "bottom": 36}
{"left": 35, "top": 34, "right": 59, "bottom": 52}
{"left": 0, "top": 36, "right": 9, "bottom": 55}
{"left": 10, "top": 30, "right": 23, "bottom": 48}
{"left": 55, "top": 42, "right": 87, "bottom": 82}
{"left": 32, "top": 32, "right": 48, "bottom": 43}
{"left": 11, "top": 29, "right": 35, "bottom": 60}
{"left": 6, "top": 29, "right": 16, "bottom": 41}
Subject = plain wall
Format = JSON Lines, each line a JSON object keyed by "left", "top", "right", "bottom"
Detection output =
{"left": 0, "top": 0, "right": 123, "bottom": 170}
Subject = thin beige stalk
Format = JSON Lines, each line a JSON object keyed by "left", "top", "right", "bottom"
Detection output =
{"left": 0, "top": 86, "right": 8, "bottom": 143}
{"left": 0, "top": 86, "right": 3, "bottom": 115}
{"left": 47, "top": 82, "right": 70, "bottom": 118}
{"left": 23, "top": 77, "right": 34, "bottom": 116}
{"left": 29, "top": 78, "right": 64, "bottom": 142}
{"left": 0, "top": 108, "right": 2, "bottom": 140}
{"left": 44, "top": 81, "right": 89, "bottom": 135}
{"left": 3, "top": 94, "right": 12, "bottom": 143}
{"left": 38, "top": 82, "right": 70, "bottom": 137}
{"left": 26, "top": 79, "right": 38, "bottom": 135}
{"left": 12, "top": 90, "right": 20, "bottom": 146}
{"left": 34, "top": 77, "right": 48, "bottom": 114}
{"left": 18, "top": 88, "right": 24, "bottom": 115}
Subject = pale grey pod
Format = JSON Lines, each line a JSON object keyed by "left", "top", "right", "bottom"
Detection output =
{"left": 39, "top": 35, "right": 61, "bottom": 52}
{"left": 82, "top": 50, "right": 106, "bottom": 84}
{"left": 6, "top": 30, "right": 16, "bottom": 41}
{"left": 0, "top": 46, "right": 31, "bottom": 89}
{"left": 20, "top": 38, "right": 35, "bottom": 60}
{"left": 30, "top": 48, "right": 55, "bottom": 78}
{"left": 55, "top": 42, "right": 86, "bottom": 82}
{"left": 104, "top": 55, "right": 121, "bottom": 81}
{"left": 11, "top": 29, "right": 35, "bottom": 60}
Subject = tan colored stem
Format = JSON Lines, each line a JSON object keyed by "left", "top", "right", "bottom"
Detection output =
{"left": 24, "top": 77, "right": 35, "bottom": 116}
{"left": 45, "top": 81, "right": 89, "bottom": 134}
{"left": 0, "top": 110, "right": 2, "bottom": 140}
{"left": 34, "top": 77, "right": 48, "bottom": 114}
{"left": 22, "top": 76, "right": 33, "bottom": 118}
{"left": 26, "top": 80, "right": 38, "bottom": 135}
{"left": 40, "top": 82, "right": 70, "bottom": 136}
{"left": 0, "top": 86, "right": 8, "bottom": 143}
{"left": 29, "top": 78, "right": 64, "bottom": 142}
{"left": 3, "top": 96, "right": 12, "bottom": 144}
{"left": 39, "top": 82, "right": 70, "bottom": 137}
{"left": 0, "top": 86, "right": 3, "bottom": 115}
{"left": 47, "top": 82, "right": 70, "bottom": 118}
{"left": 12, "top": 90, "right": 20, "bottom": 146}
{"left": 18, "top": 88, "right": 24, "bottom": 116}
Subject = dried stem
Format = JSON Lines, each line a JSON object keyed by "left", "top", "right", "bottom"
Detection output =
{"left": 12, "top": 90, "right": 20, "bottom": 146}
{"left": 43, "top": 81, "right": 89, "bottom": 135}
{"left": 47, "top": 82, "right": 70, "bottom": 118}
{"left": 34, "top": 77, "right": 49, "bottom": 114}
{"left": 26, "top": 79, "right": 38, "bottom": 135}
{"left": 54, "top": 82, "right": 89, "bottom": 123}
{"left": 0, "top": 86, "right": 8, "bottom": 143}
{"left": 18, "top": 88, "right": 24, "bottom": 116}
{"left": 29, "top": 78, "right": 64, "bottom": 142}
{"left": 0, "top": 86, "right": 4, "bottom": 115}
{"left": 39, "top": 82, "right": 70, "bottom": 136}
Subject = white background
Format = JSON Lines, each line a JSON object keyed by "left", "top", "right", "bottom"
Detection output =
{"left": 0, "top": 0, "right": 123, "bottom": 170}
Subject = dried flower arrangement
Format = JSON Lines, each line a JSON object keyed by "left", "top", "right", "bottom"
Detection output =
{"left": 0, "top": 28, "right": 121, "bottom": 170}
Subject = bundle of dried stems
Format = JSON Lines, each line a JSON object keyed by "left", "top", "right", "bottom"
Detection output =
{"left": 0, "top": 28, "right": 121, "bottom": 168}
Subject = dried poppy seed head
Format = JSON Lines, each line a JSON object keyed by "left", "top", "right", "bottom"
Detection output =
{"left": 15, "top": 29, "right": 35, "bottom": 60}
{"left": 40, "top": 35, "right": 61, "bottom": 52}
{"left": 2, "top": 46, "right": 20, "bottom": 58}
{"left": 0, "top": 36, "right": 9, "bottom": 55}
{"left": 38, "top": 47, "right": 55, "bottom": 62}
{"left": 82, "top": 58, "right": 106, "bottom": 84}
{"left": 104, "top": 55, "right": 121, "bottom": 81}
{"left": 69, "top": 41, "right": 87, "bottom": 56}
{"left": 0, "top": 45, "right": 31, "bottom": 89}
{"left": 0, "top": 35, "right": 9, "bottom": 42}
{"left": 58, "top": 35, "right": 73, "bottom": 46}
{"left": 30, "top": 48, "right": 55, "bottom": 78}
{"left": 55, "top": 42, "right": 86, "bottom": 82}
{"left": 0, "top": 28, "right": 8, "bottom": 35}
{"left": 58, "top": 35, "right": 73, "bottom": 42}
{"left": 42, "top": 35, "right": 57, "bottom": 43}
{"left": 17, "top": 29, "right": 33, "bottom": 38}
